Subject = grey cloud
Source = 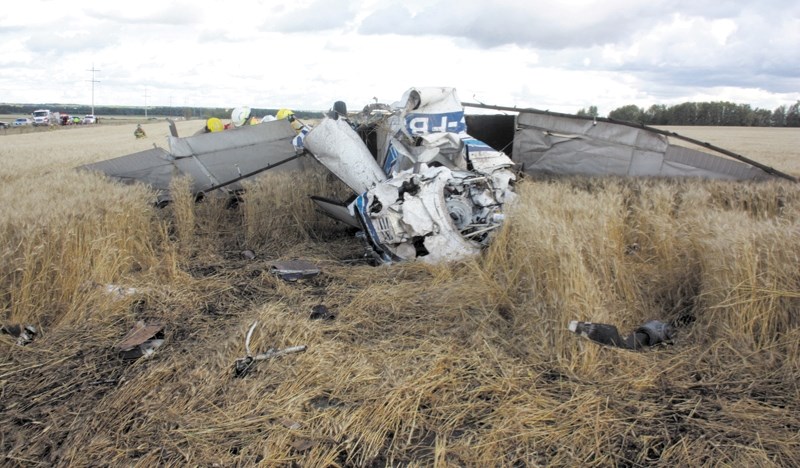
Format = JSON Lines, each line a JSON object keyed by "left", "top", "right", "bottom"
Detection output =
{"left": 357, "top": 0, "right": 799, "bottom": 52}
{"left": 259, "top": 0, "right": 357, "bottom": 33}
{"left": 427, "top": 0, "right": 800, "bottom": 96}
{"left": 358, "top": 1, "right": 665, "bottom": 49}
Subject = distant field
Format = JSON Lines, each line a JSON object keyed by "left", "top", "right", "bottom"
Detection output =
{"left": 658, "top": 126, "right": 800, "bottom": 176}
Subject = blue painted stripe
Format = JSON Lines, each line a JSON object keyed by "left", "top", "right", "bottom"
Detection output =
{"left": 383, "top": 144, "right": 398, "bottom": 175}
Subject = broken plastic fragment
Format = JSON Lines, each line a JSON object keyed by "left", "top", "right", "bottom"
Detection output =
{"left": 568, "top": 320, "right": 674, "bottom": 350}
{"left": 1, "top": 324, "right": 37, "bottom": 346}
{"left": 310, "top": 304, "right": 336, "bottom": 321}
{"left": 270, "top": 260, "right": 321, "bottom": 281}
{"left": 116, "top": 321, "right": 165, "bottom": 359}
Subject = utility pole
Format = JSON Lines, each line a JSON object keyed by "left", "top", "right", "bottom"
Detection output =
{"left": 87, "top": 64, "right": 100, "bottom": 115}
{"left": 144, "top": 87, "right": 149, "bottom": 119}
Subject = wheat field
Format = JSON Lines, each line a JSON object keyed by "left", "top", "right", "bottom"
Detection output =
{"left": 1, "top": 122, "right": 799, "bottom": 466}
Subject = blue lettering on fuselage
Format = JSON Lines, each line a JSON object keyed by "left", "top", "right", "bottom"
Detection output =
{"left": 405, "top": 112, "right": 466, "bottom": 135}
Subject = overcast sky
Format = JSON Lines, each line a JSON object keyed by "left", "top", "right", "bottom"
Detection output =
{"left": 1, "top": 0, "right": 798, "bottom": 115}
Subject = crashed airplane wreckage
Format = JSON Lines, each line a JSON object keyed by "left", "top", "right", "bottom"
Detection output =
{"left": 79, "top": 87, "right": 796, "bottom": 264}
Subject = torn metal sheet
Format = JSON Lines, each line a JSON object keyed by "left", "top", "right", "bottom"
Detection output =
{"left": 79, "top": 119, "right": 306, "bottom": 201}
{"left": 270, "top": 260, "right": 321, "bottom": 281}
{"left": 568, "top": 320, "right": 674, "bottom": 350}
{"left": 310, "top": 196, "right": 360, "bottom": 229}
{"left": 116, "top": 321, "right": 165, "bottom": 359}
{"left": 1, "top": 324, "right": 37, "bottom": 346}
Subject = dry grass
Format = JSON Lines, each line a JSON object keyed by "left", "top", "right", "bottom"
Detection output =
{"left": 1, "top": 123, "right": 799, "bottom": 466}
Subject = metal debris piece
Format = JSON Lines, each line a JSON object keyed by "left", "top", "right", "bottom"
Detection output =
{"left": 270, "top": 260, "right": 321, "bottom": 281}
{"left": 291, "top": 438, "right": 314, "bottom": 451}
{"left": 1, "top": 324, "right": 37, "bottom": 346}
{"left": 310, "top": 304, "right": 336, "bottom": 321}
{"left": 104, "top": 283, "right": 139, "bottom": 300}
{"left": 116, "top": 321, "right": 165, "bottom": 359}
{"left": 280, "top": 418, "right": 302, "bottom": 430}
{"left": 568, "top": 319, "right": 674, "bottom": 350}
{"left": 234, "top": 321, "right": 307, "bottom": 377}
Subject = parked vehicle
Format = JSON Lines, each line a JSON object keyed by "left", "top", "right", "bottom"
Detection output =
{"left": 12, "top": 118, "right": 32, "bottom": 126}
{"left": 32, "top": 109, "right": 59, "bottom": 126}
{"left": 0, "top": 121, "right": 8, "bottom": 129}
{"left": 83, "top": 114, "right": 97, "bottom": 124}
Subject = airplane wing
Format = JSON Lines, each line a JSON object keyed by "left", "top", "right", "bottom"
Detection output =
{"left": 79, "top": 119, "right": 306, "bottom": 200}
{"left": 513, "top": 111, "right": 779, "bottom": 181}
{"left": 461, "top": 103, "right": 795, "bottom": 182}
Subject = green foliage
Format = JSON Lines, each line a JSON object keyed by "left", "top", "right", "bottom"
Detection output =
{"left": 608, "top": 104, "right": 644, "bottom": 122}
{"left": 576, "top": 105, "right": 598, "bottom": 118}
{"left": 608, "top": 100, "right": 800, "bottom": 127}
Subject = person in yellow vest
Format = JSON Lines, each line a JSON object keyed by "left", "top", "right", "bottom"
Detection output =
{"left": 276, "top": 108, "right": 304, "bottom": 132}
{"left": 277, "top": 109, "right": 311, "bottom": 151}
{"left": 134, "top": 124, "right": 146, "bottom": 139}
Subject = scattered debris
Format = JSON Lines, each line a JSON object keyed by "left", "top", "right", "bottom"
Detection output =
{"left": 270, "top": 260, "right": 321, "bottom": 281}
{"left": 291, "top": 438, "right": 314, "bottom": 452}
{"left": 280, "top": 418, "right": 302, "bottom": 430}
{"left": 1, "top": 324, "right": 37, "bottom": 346}
{"left": 307, "top": 394, "right": 343, "bottom": 410}
{"left": 309, "top": 304, "right": 336, "bottom": 321}
{"left": 625, "top": 243, "right": 640, "bottom": 255}
{"left": 568, "top": 319, "right": 674, "bottom": 350}
{"left": 104, "top": 283, "right": 139, "bottom": 300}
{"left": 233, "top": 321, "right": 307, "bottom": 377}
{"left": 241, "top": 249, "right": 256, "bottom": 260}
{"left": 115, "top": 321, "right": 165, "bottom": 359}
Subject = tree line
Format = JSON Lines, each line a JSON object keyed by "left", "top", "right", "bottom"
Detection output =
{"left": 577, "top": 101, "right": 800, "bottom": 127}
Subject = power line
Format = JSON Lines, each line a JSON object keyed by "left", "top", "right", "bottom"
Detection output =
{"left": 87, "top": 64, "right": 100, "bottom": 115}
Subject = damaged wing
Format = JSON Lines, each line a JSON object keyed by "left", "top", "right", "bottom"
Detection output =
{"left": 79, "top": 119, "right": 306, "bottom": 200}
{"left": 80, "top": 147, "right": 177, "bottom": 192}
{"left": 513, "top": 112, "right": 779, "bottom": 180}
{"left": 463, "top": 103, "right": 795, "bottom": 182}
